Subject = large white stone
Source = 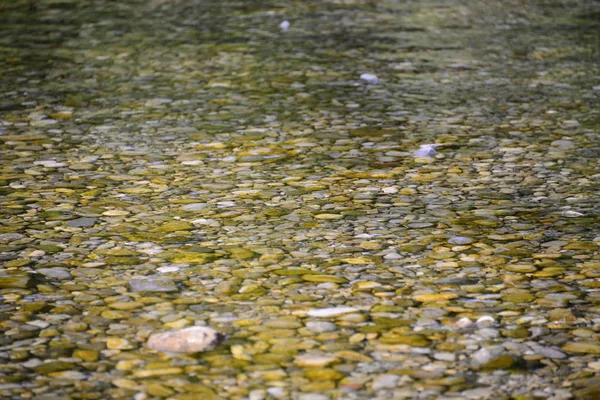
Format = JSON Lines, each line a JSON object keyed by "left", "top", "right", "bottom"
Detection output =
{"left": 146, "top": 326, "right": 226, "bottom": 353}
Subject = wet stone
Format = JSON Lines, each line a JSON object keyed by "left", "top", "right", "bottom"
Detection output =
{"left": 146, "top": 326, "right": 226, "bottom": 353}
{"left": 36, "top": 268, "right": 73, "bottom": 281}
{"left": 306, "top": 321, "right": 337, "bottom": 333}
{"left": 129, "top": 278, "right": 178, "bottom": 292}
{"left": 67, "top": 217, "right": 97, "bottom": 228}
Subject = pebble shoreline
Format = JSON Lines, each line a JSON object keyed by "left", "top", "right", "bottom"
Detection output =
{"left": 1, "top": 0, "right": 600, "bottom": 399}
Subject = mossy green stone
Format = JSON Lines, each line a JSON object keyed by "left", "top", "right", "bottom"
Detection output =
{"left": 380, "top": 334, "right": 430, "bottom": 346}
{"left": 502, "top": 290, "right": 534, "bottom": 303}
{"left": 151, "top": 220, "right": 193, "bottom": 232}
{"left": 302, "top": 275, "right": 348, "bottom": 284}
{"left": 33, "top": 361, "right": 76, "bottom": 374}
{"left": 480, "top": 355, "right": 515, "bottom": 370}
{"left": 104, "top": 256, "right": 141, "bottom": 265}
{"left": 305, "top": 368, "right": 344, "bottom": 381}
{"left": 273, "top": 268, "right": 316, "bottom": 276}
{"left": 0, "top": 274, "right": 31, "bottom": 289}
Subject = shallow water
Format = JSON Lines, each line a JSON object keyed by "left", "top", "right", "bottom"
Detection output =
{"left": 1, "top": 0, "right": 600, "bottom": 399}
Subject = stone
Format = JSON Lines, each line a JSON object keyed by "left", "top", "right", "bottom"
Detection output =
{"left": 306, "top": 321, "right": 337, "bottom": 333}
{"left": 295, "top": 354, "right": 339, "bottom": 368}
{"left": 562, "top": 342, "right": 600, "bottom": 354}
{"left": 371, "top": 374, "right": 399, "bottom": 390}
{"left": 279, "top": 20, "right": 290, "bottom": 31}
{"left": 359, "top": 73, "right": 380, "bottom": 84}
{"left": 306, "top": 307, "right": 359, "bottom": 317}
{"left": 67, "top": 217, "right": 97, "bottom": 227}
{"left": 106, "top": 337, "right": 134, "bottom": 350}
{"left": 0, "top": 274, "right": 31, "bottom": 289}
{"left": 36, "top": 268, "right": 73, "bottom": 281}
{"left": 448, "top": 236, "right": 473, "bottom": 245}
{"left": 129, "top": 278, "right": 178, "bottom": 292}
{"left": 413, "top": 293, "right": 458, "bottom": 302}
{"left": 33, "top": 361, "right": 76, "bottom": 374}
{"left": 146, "top": 326, "right": 226, "bottom": 353}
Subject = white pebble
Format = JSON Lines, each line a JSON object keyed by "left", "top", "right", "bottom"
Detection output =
{"left": 414, "top": 144, "right": 442, "bottom": 158}
{"left": 456, "top": 317, "right": 473, "bottom": 328}
{"left": 146, "top": 326, "right": 226, "bottom": 353}
{"left": 562, "top": 210, "right": 584, "bottom": 218}
{"left": 371, "top": 374, "right": 399, "bottom": 390}
{"left": 359, "top": 73, "right": 380, "bottom": 84}
{"left": 476, "top": 315, "right": 495, "bottom": 327}
{"left": 307, "top": 307, "right": 358, "bottom": 317}
{"left": 280, "top": 20, "right": 290, "bottom": 31}
{"left": 381, "top": 186, "right": 398, "bottom": 194}
{"left": 156, "top": 266, "right": 181, "bottom": 273}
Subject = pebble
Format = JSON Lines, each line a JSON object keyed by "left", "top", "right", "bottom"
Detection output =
{"left": 67, "top": 217, "right": 97, "bottom": 227}
{"left": 448, "top": 236, "right": 473, "bottom": 245}
{"left": 359, "top": 73, "right": 380, "bottom": 84}
{"left": 476, "top": 315, "right": 495, "bottom": 327}
{"left": 413, "top": 144, "right": 442, "bottom": 158}
{"left": 280, "top": 20, "right": 290, "bottom": 31}
{"left": 306, "top": 307, "right": 359, "bottom": 317}
{"left": 298, "top": 394, "right": 329, "bottom": 400}
{"left": 36, "top": 268, "right": 73, "bottom": 280}
{"left": 371, "top": 374, "right": 399, "bottom": 390}
{"left": 306, "top": 321, "right": 337, "bottom": 333}
{"left": 562, "top": 342, "right": 600, "bottom": 354}
{"left": 146, "top": 326, "right": 226, "bottom": 353}
{"left": 129, "top": 278, "right": 178, "bottom": 292}
{"left": 295, "top": 354, "right": 339, "bottom": 368}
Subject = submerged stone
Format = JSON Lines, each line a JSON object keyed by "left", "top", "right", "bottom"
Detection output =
{"left": 146, "top": 326, "right": 226, "bottom": 353}
{"left": 129, "top": 278, "right": 178, "bottom": 292}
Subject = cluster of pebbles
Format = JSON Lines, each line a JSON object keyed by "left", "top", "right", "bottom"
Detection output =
{"left": 1, "top": 0, "right": 600, "bottom": 399}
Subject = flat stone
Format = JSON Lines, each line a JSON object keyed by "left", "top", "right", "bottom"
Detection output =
{"left": 562, "top": 342, "right": 600, "bottom": 354}
{"left": 146, "top": 326, "right": 226, "bottom": 353}
{"left": 371, "top": 374, "right": 399, "bottom": 390}
{"left": 413, "top": 293, "right": 459, "bottom": 302}
{"left": 448, "top": 236, "right": 473, "bottom": 244}
{"left": 306, "top": 321, "right": 337, "bottom": 333}
{"left": 295, "top": 354, "right": 339, "bottom": 368}
{"left": 306, "top": 307, "right": 359, "bottom": 317}
{"left": 129, "top": 278, "right": 178, "bottom": 292}
{"left": 67, "top": 217, "right": 97, "bottom": 227}
{"left": 0, "top": 274, "right": 31, "bottom": 289}
{"left": 36, "top": 268, "right": 73, "bottom": 280}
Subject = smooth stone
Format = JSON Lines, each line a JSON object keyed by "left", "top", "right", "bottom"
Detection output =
{"left": 302, "top": 275, "right": 348, "bottom": 284}
{"left": 413, "top": 293, "right": 459, "bottom": 302}
{"left": 106, "top": 338, "right": 134, "bottom": 350}
{"left": 33, "top": 361, "right": 76, "bottom": 374}
{"left": 298, "top": 394, "right": 329, "bottom": 400}
{"left": 562, "top": 342, "right": 600, "bottom": 354}
{"left": 307, "top": 307, "right": 359, "bottom": 317}
{"left": 151, "top": 220, "right": 193, "bottom": 232}
{"left": 129, "top": 278, "right": 178, "bottom": 292}
{"left": 371, "top": 374, "right": 399, "bottom": 390}
{"left": 0, "top": 274, "right": 31, "bottom": 289}
{"left": 448, "top": 236, "right": 473, "bottom": 245}
{"left": 67, "top": 217, "right": 97, "bottom": 227}
{"left": 529, "top": 345, "right": 566, "bottom": 359}
{"left": 36, "top": 268, "right": 73, "bottom": 281}
{"left": 295, "top": 354, "right": 339, "bottom": 367}
{"left": 461, "top": 387, "right": 494, "bottom": 399}
{"left": 434, "top": 352, "right": 457, "bottom": 362}
{"left": 73, "top": 349, "right": 99, "bottom": 362}
{"left": 146, "top": 326, "right": 226, "bottom": 353}
{"left": 306, "top": 321, "right": 337, "bottom": 333}
{"left": 181, "top": 203, "right": 208, "bottom": 211}
{"left": 359, "top": 73, "right": 380, "bottom": 84}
